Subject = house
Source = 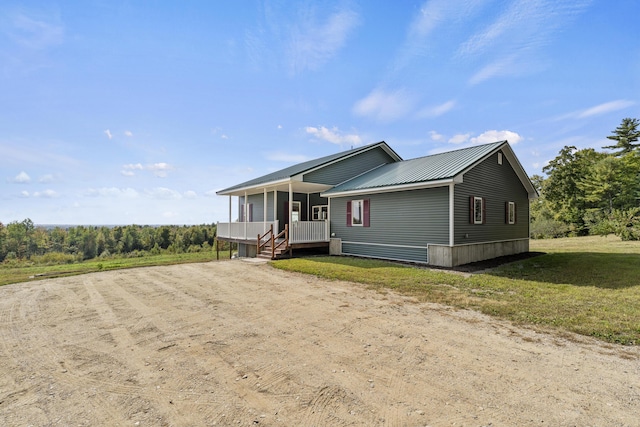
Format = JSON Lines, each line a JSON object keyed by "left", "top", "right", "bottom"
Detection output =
{"left": 215, "top": 140, "right": 537, "bottom": 267}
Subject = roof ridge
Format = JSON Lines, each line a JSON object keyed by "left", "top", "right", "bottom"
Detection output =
{"left": 406, "top": 140, "right": 506, "bottom": 162}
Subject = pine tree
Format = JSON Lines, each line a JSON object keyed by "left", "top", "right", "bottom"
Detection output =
{"left": 603, "top": 117, "right": 640, "bottom": 156}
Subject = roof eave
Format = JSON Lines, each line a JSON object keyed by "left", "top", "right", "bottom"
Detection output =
{"left": 322, "top": 178, "right": 456, "bottom": 198}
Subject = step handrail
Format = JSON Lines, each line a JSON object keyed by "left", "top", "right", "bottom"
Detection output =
{"left": 272, "top": 224, "right": 289, "bottom": 259}
{"left": 257, "top": 224, "right": 274, "bottom": 255}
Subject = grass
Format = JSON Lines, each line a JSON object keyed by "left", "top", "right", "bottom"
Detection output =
{"left": 272, "top": 235, "right": 640, "bottom": 346}
{"left": 0, "top": 251, "right": 220, "bottom": 287}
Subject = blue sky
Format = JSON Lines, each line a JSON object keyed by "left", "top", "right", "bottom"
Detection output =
{"left": 1, "top": 0, "right": 639, "bottom": 225}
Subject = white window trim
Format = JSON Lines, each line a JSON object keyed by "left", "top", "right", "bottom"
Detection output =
{"left": 508, "top": 201, "right": 516, "bottom": 225}
{"left": 312, "top": 205, "right": 328, "bottom": 221}
{"left": 351, "top": 199, "right": 364, "bottom": 227}
{"left": 291, "top": 201, "right": 301, "bottom": 222}
{"left": 473, "top": 197, "right": 483, "bottom": 225}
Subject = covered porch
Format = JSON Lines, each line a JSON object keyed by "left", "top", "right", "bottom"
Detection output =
{"left": 216, "top": 179, "right": 332, "bottom": 259}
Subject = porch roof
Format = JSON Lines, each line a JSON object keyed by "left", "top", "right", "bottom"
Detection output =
{"left": 216, "top": 141, "right": 401, "bottom": 197}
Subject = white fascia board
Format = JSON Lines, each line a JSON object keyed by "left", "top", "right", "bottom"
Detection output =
{"left": 321, "top": 178, "right": 455, "bottom": 198}
{"left": 216, "top": 177, "right": 291, "bottom": 196}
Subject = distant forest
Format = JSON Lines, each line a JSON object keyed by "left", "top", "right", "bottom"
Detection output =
{"left": 531, "top": 118, "right": 640, "bottom": 240}
{"left": 0, "top": 220, "right": 220, "bottom": 263}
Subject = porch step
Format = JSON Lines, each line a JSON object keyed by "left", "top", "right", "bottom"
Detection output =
{"left": 257, "top": 244, "right": 291, "bottom": 260}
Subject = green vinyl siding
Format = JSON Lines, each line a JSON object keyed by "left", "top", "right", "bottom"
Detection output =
{"left": 454, "top": 151, "right": 529, "bottom": 244}
{"left": 331, "top": 187, "right": 449, "bottom": 263}
{"left": 304, "top": 146, "right": 396, "bottom": 185}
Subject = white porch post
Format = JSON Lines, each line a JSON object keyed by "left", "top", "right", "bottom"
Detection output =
{"left": 273, "top": 190, "right": 277, "bottom": 228}
{"left": 449, "top": 183, "right": 455, "bottom": 246}
{"left": 307, "top": 193, "right": 310, "bottom": 221}
{"left": 288, "top": 182, "right": 293, "bottom": 227}
{"left": 263, "top": 188, "right": 267, "bottom": 233}
{"left": 228, "top": 195, "right": 232, "bottom": 224}
{"left": 244, "top": 191, "right": 248, "bottom": 239}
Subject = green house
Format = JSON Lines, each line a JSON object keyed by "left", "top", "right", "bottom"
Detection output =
{"left": 216, "top": 140, "right": 537, "bottom": 267}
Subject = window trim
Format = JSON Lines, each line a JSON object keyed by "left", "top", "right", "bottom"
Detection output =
{"left": 351, "top": 199, "right": 364, "bottom": 226}
{"left": 507, "top": 201, "right": 516, "bottom": 224}
{"left": 470, "top": 196, "right": 485, "bottom": 225}
{"left": 312, "top": 205, "right": 328, "bottom": 221}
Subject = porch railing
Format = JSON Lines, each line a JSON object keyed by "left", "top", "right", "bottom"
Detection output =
{"left": 290, "top": 220, "right": 329, "bottom": 243}
{"left": 217, "top": 221, "right": 279, "bottom": 240}
{"left": 217, "top": 220, "right": 328, "bottom": 243}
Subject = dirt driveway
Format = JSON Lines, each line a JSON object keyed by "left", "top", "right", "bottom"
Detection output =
{"left": 0, "top": 260, "right": 638, "bottom": 426}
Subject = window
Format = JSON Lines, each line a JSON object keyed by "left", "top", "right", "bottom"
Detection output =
{"left": 352, "top": 200, "right": 363, "bottom": 226}
{"left": 507, "top": 201, "right": 516, "bottom": 224}
{"left": 291, "top": 201, "right": 301, "bottom": 222}
{"left": 470, "top": 196, "right": 485, "bottom": 224}
{"left": 347, "top": 199, "right": 370, "bottom": 227}
{"left": 312, "top": 205, "right": 328, "bottom": 221}
{"left": 498, "top": 152, "right": 503, "bottom": 165}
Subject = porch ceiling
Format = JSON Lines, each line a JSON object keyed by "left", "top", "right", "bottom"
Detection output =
{"left": 220, "top": 180, "right": 333, "bottom": 197}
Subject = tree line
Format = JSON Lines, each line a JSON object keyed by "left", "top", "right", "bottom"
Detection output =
{"left": 0, "top": 220, "right": 220, "bottom": 262}
{"left": 531, "top": 117, "right": 640, "bottom": 240}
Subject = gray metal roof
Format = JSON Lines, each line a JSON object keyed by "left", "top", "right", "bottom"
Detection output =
{"left": 217, "top": 141, "right": 400, "bottom": 194}
{"left": 324, "top": 141, "right": 506, "bottom": 194}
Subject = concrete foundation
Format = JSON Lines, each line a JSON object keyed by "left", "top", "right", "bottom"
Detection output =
{"left": 428, "top": 239, "right": 530, "bottom": 267}
{"left": 329, "top": 238, "right": 342, "bottom": 255}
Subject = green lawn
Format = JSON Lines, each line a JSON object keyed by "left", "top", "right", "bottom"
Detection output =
{"left": 0, "top": 252, "right": 220, "bottom": 287}
{"left": 272, "top": 235, "right": 640, "bottom": 345}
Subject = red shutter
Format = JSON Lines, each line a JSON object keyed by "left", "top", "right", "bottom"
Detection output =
{"left": 482, "top": 198, "right": 486, "bottom": 224}
{"left": 469, "top": 196, "right": 474, "bottom": 224}
{"left": 346, "top": 201, "right": 352, "bottom": 227}
{"left": 363, "top": 199, "right": 370, "bottom": 227}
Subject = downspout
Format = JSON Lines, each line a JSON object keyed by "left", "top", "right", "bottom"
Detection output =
{"left": 449, "top": 183, "right": 455, "bottom": 246}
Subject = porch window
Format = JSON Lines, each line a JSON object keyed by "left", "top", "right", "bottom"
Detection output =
{"left": 347, "top": 199, "right": 370, "bottom": 227}
{"left": 470, "top": 196, "right": 485, "bottom": 224}
{"left": 312, "top": 205, "right": 328, "bottom": 221}
{"left": 506, "top": 201, "right": 516, "bottom": 224}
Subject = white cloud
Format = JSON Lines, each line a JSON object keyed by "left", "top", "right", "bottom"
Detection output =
{"left": 146, "top": 187, "right": 182, "bottom": 200}
{"left": 416, "top": 100, "right": 456, "bottom": 118}
{"left": 287, "top": 8, "right": 360, "bottom": 74}
{"left": 449, "top": 133, "right": 471, "bottom": 144}
{"left": 11, "top": 171, "right": 31, "bottom": 183}
{"left": 184, "top": 190, "right": 197, "bottom": 199}
{"left": 147, "top": 162, "right": 174, "bottom": 178}
{"left": 221, "top": 134, "right": 229, "bottom": 139}
{"left": 576, "top": 100, "right": 636, "bottom": 118}
{"left": 124, "top": 130, "right": 133, "bottom": 137}
{"left": 38, "top": 174, "right": 54, "bottom": 183}
{"left": 9, "top": 13, "right": 64, "bottom": 50}
{"left": 353, "top": 88, "right": 415, "bottom": 122}
{"left": 121, "top": 162, "right": 173, "bottom": 177}
{"left": 204, "top": 190, "right": 218, "bottom": 198}
{"left": 471, "top": 130, "right": 523, "bottom": 145}
{"left": 20, "top": 190, "right": 29, "bottom": 198}
{"left": 460, "top": 0, "right": 591, "bottom": 84}
{"left": 277, "top": 125, "right": 283, "bottom": 130}
{"left": 34, "top": 189, "right": 58, "bottom": 198}
{"left": 104, "top": 129, "right": 113, "bottom": 140}
{"left": 305, "top": 126, "right": 362, "bottom": 146}
{"left": 429, "top": 131, "right": 445, "bottom": 142}
{"left": 84, "top": 187, "right": 139, "bottom": 198}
